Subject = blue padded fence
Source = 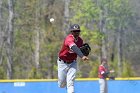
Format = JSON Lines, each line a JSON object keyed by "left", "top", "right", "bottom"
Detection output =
{"left": 0, "top": 79, "right": 140, "bottom": 93}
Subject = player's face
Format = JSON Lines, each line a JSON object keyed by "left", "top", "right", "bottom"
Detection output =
{"left": 72, "top": 30, "right": 80, "bottom": 38}
{"left": 103, "top": 61, "right": 107, "bottom": 65}
{"left": 101, "top": 60, "right": 107, "bottom": 65}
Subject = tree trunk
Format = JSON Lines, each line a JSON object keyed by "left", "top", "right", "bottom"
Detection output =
{"left": 34, "top": 2, "right": 40, "bottom": 69}
{"left": 34, "top": 27, "right": 40, "bottom": 69}
{"left": 0, "top": 0, "right": 3, "bottom": 65}
{"left": 111, "top": 32, "right": 117, "bottom": 62}
{"left": 98, "top": 0, "right": 108, "bottom": 59}
{"left": 6, "top": 0, "right": 14, "bottom": 79}
{"left": 0, "top": 0, "right": 2, "bottom": 34}
{"left": 63, "top": 0, "right": 70, "bottom": 33}
{"left": 117, "top": 29, "right": 123, "bottom": 77}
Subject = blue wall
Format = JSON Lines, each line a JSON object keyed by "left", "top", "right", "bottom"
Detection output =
{"left": 0, "top": 80, "right": 139, "bottom": 93}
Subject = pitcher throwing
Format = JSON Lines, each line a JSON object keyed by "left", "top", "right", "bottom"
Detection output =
{"left": 57, "top": 24, "right": 89, "bottom": 93}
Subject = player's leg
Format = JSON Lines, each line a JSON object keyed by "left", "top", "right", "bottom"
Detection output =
{"left": 66, "top": 61, "right": 77, "bottom": 93}
{"left": 99, "top": 79, "right": 106, "bottom": 93}
{"left": 105, "top": 80, "right": 108, "bottom": 93}
{"left": 57, "top": 58, "right": 67, "bottom": 88}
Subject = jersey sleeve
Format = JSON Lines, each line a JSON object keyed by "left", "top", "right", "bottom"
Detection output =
{"left": 99, "top": 66, "right": 105, "bottom": 75}
{"left": 65, "top": 36, "right": 76, "bottom": 48}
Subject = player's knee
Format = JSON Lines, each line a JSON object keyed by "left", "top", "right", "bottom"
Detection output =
{"left": 59, "top": 84, "right": 66, "bottom": 88}
{"left": 58, "top": 82, "right": 66, "bottom": 88}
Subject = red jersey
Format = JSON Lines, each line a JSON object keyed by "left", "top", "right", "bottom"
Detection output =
{"left": 59, "top": 34, "right": 83, "bottom": 62}
{"left": 98, "top": 65, "right": 108, "bottom": 79}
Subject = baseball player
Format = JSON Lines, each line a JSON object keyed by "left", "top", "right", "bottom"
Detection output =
{"left": 98, "top": 58, "right": 114, "bottom": 93}
{"left": 57, "top": 24, "right": 89, "bottom": 93}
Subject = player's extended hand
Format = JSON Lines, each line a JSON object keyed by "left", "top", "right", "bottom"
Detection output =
{"left": 82, "top": 56, "right": 89, "bottom": 61}
{"left": 110, "top": 70, "right": 115, "bottom": 73}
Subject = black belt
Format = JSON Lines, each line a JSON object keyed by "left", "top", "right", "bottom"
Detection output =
{"left": 59, "top": 58, "right": 73, "bottom": 64}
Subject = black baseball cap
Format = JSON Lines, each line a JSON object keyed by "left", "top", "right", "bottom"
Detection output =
{"left": 70, "top": 24, "right": 81, "bottom": 32}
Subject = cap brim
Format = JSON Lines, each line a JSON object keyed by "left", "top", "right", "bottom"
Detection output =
{"left": 71, "top": 29, "right": 80, "bottom": 31}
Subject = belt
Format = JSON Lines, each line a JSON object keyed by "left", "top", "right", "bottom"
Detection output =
{"left": 58, "top": 58, "right": 73, "bottom": 64}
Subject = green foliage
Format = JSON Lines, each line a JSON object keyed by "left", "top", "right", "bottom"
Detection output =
{"left": 89, "top": 61, "right": 99, "bottom": 78}
{"left": 28, "top": 67, "right": 42, "bottom": 79}
{"left": 109, "top": 59, "right": 119, "bottom": 77}
{"left": 109, "top": 58, "right": 135, "bottom": 77}
{"left": 70, "top": 0, "right": 100, "bottom": 23}
{"left": 106, "top": 0, "right": 135, "bottom": 30}
{"left": 0, "top": 66, "right": 6, "bottom": 79}
{"left": 122, "top": 62, "right": 135, "bottom": 77}
{"left": 80, "top": 26, "right": 103, "bottom": 44}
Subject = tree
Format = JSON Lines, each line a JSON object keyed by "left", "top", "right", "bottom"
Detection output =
{"left": 107, "top": 0, "right": 135, "bottom": 77}
{"left": 6, "top": 0, "right": 14, "bottom": 79}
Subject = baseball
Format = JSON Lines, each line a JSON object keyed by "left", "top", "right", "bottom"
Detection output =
{"left": 50, "top": 18, "right": 54, "bottom": 23}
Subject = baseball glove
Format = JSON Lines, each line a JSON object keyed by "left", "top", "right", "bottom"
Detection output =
{"left": 80, "top": 43, "right": 91, "bottom": 56}
{"left": 109, "top": 76, "right": 115, "bottom": 80}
